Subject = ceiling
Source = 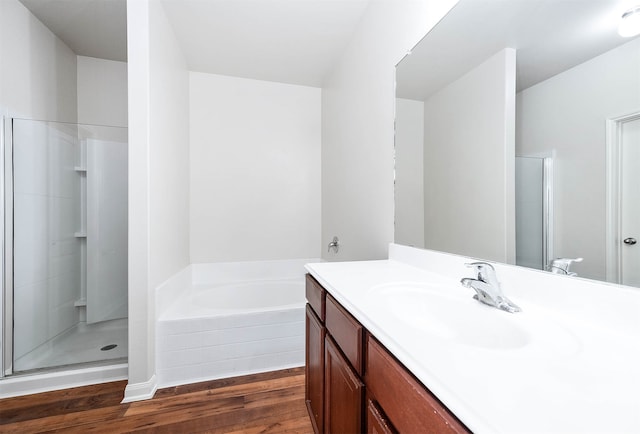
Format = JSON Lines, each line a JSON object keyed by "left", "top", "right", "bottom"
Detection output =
{"left": 162, "top": 0, "right": 370, "bottom": 87}
{"left": 19, "top": 0, "right": 639, "bottom": 94}
{"left": 396, "top": 0, "right": 640, "bottom": 100}
{"left": 19, "top": 0, "right": 371, "bottom": 87}
{"left": 20, "top": 0, "right": 127, "bottom": 62}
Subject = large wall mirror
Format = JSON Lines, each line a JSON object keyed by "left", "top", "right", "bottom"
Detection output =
{"left": 395, "top": 0, "right": 640, "bottom": 286}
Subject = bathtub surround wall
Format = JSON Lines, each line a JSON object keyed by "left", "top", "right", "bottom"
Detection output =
{"left": 321, "top": 0, "right": 458, "bottom": 261}
{"left": 125, "top": 0, "right": 190, "bottom": 402}
{"left": 189, "top": 72, "right": 321, "bottom": 263}
{"left": 517, "top": 37, "right": 640, "bottom": 281}
{"left": 114, "top": 0, "right": 324, "bottom": 401}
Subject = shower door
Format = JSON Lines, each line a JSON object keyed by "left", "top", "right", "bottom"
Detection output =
{"left": 5, "top": 119, "right": 128, "bottom": 373}
{"left": 515, "top": 156, "right": 553, "bottom": 270}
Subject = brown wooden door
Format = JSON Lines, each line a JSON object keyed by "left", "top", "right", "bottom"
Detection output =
{"left": 324, "top": 335, "right": 364, "bottom": 434}
{"left": 306, "top": 304, "right": 325, "bottom": 434}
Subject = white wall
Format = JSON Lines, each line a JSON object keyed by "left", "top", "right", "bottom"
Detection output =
{"left": 126, "top": 0, "right": 190, "bottom": 401}
{"left": 517, "top": 38, "right": 640, "bottom": 281}
{"left": 423, "top": 49, "right": 516, "bottom": 263}
{"left": 0, "top": 0, "right": 78, "bottom": 372}
{"left": 394, "top": 97, "right": 424, "bottom": 248}
{"left": 321, "top": 0, "right": 458, "bottom": 261}
{"left": 0, "top": 0, "right": 77, "bottom": 122}
{"left": 77, "top": 56, "right": 128, "bottom": 127}
{"left": 189, "top": 72, "right": 321, "bottom": 263}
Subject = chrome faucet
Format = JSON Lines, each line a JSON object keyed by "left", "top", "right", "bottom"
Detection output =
{"left": 460, "top": 262, "right": 521, "bottom": 313}
{"left": 547, "top": 257, "right": 583, "bottom": 276}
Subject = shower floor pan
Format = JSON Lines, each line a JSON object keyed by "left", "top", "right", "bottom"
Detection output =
{"left": 14, "top": 318, "right": 128, "bottom": 372}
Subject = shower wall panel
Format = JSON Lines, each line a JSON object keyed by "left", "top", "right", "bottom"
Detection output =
{"left": 86, "top": 138, "right": 128, "bottom": 323}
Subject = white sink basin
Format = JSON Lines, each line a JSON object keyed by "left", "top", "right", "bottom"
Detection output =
{"left": 369, "top": 282, "right": 580, "bottom": 354}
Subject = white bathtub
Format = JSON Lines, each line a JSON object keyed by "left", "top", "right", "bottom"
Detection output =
{"left": 155, "top": 259, "right": 318, "bottom": 388}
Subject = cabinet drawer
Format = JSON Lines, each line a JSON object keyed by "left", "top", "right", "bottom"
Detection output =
{"left": 325, "top": 294, "right": 364, "bottom": 375}
{"left": 306, "top": 274, "right": 325, "bottom": 321}
{"left": 365, "top": 335, "right": 470, "bottom": 434}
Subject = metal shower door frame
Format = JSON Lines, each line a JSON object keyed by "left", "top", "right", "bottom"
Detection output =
{"left": 1, "top": 116, "right": 15, "bottom": 378}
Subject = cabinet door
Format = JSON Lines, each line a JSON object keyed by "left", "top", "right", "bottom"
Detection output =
{"left": 324, "top": 335, "right": 364, "bottom": 434}
{"left": 367, "top": 398, "right": 397, "bottom": 434}
{"left": 306, "top": 305, "right": 325, "bottom": 434}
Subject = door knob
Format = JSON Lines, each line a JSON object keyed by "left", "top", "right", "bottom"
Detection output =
{"left": 623, "top": 237, "right": 637, "bottom": 245}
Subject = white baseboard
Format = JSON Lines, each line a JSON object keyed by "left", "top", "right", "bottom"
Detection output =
{"left": 0, "top": 363, "right": 128, "bottom": 399}
{"left": 121, "top": 374, "right": 157, "bottom": 403}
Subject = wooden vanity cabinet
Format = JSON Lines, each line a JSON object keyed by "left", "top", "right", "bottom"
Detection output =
{"left": 305, "top": 273, "right": 471, "bottom": 434}
{"left": 366, "top": 399, "right": 397, "bottom": 434}
{"left": 305, "top": 275, "right": 365, "bottom": 434}
{"left": 305, "top": 275, "right": 326, "bottom": 434}
{"left": 365, "top": 335, "right": 469, "bottom": 434}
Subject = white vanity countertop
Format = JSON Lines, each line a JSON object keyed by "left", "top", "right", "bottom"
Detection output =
{"left": 305, "top": 247, "right": 640, "bottom": 434}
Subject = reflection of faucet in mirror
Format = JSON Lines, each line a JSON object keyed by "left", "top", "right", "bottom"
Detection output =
{"left": 460, "top": 262, "right": 521, "bottom": 313}
{"left": 547, "top": 257, "right": 583, "bottom": 277}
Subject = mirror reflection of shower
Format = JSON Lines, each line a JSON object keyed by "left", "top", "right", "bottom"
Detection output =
{"left": 515, "top": 156, "right": 554, "bottom": 271}
{"left": 7, "top": 118, "right": 128, "bottom": 373}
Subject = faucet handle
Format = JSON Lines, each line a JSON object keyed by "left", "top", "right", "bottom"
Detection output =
{"left": 464, "top": 262, "right": 496, "bottom": 282}
{"left": 465, "top": 261, "right": 495, "bottom": 270}
{"left": 547, "top": 257, "right": 583, "bottom": 275}
{"left": 462, "top": 262, "right": 520, "bottom": 313}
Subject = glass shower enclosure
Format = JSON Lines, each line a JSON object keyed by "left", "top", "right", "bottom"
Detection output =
{"left": 515, "top": 156, "right": 554, "bottom": 271}
{"left": 2, "top": 118, "right": 128, "bottom": 375}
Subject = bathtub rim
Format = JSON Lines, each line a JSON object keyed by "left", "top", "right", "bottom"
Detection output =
{"left": 158, "top": 277, "right": 306, "bottom": 321}
{"left": 155, "top": 258, "right": 322, "bottom": 320}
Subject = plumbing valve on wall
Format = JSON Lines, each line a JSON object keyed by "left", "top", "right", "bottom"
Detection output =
{"left": 328, "top": 236, "right": 340, "bottom": 253}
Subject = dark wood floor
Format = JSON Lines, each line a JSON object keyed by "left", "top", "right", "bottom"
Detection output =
{"left": 0, "top": 367, "right": 313, "bottom": 433}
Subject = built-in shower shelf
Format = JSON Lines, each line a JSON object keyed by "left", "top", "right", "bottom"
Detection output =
{"left": 74, "top": 299, "right": 87, "bottom": 307}
{"left": 74, "top": 232, "right": 87, "bottom": 238}
{"left": 74, "top": 166, "right": 87, "bottom": 172}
